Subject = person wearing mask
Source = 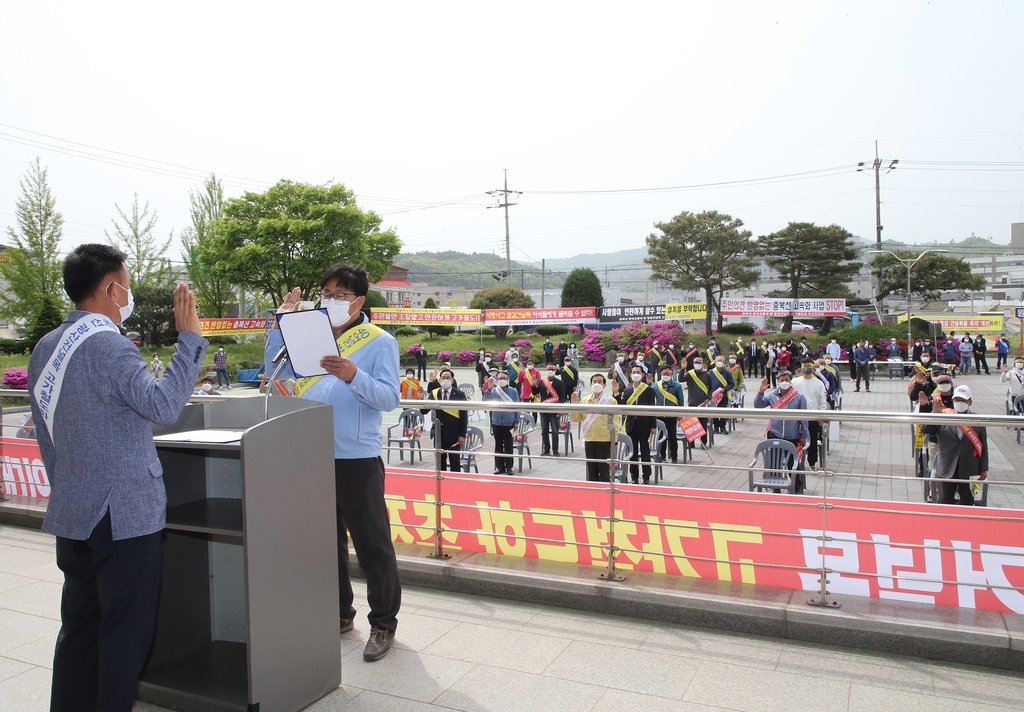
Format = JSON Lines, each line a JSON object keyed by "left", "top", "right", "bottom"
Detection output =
{"left": 556, "top": 338, "right": 569, "bottom": 364}
{"left": 1001, "top": 356, "right": 1024, "bottom": 400}
{"left": 821, "top": 353, "right": 842, "bottom": 404}
{"left": 615, "top": 364, "right": 657, "bottom": 484}
{"left": 567, "top": 341, "right": 580, "bottom": 370}
{"left": 791, "top": 359, "right": 829, "bottom": 472}
{"left": 890, "top": 339, "right": 904, "bottom": 374}
{"left": 973, "top": 334, "right": 990, "bottom": 375}
{"left": 653, "top": 365, "right": 684, "bottom": 464}
{"left": 608, "top": 351, "right": 631, "bottom": 391}
{"left": 705, "top": 337, "right": 721, "bottom": 363}
{"left": 647, "top": 341, "right": 663, "bottom": 373}
{"left": 557, "top": 355, "right": 579, "bottom": 396}
{"left": 269, "top": 264, "right": 401, "bottom": 661}
{"left": 776, "top": 343, "right": 791, "bottom": 374}
{"left": 482, "top": 368, "right": 520, "bottom": 475}
{"left": 760, "top": 339, "right": 772, "bottom": 377}
{"left": 663, "top": 341, "right": 679, "bottom": 377}
{"left": 426, "top": 363, "right": 457, "bottom": 393}
{"left": 911, "top": 339, "right": 923, "bottom": 363}
{"left": 214, "top": 345, "right": 231, "bottom": 389}
{"left": 423, "top": 368, "right": 468, "bottom": 473}
{"left": 400, "top": 368, "right": 423, "bottom": 400}
{"left": 415, "top": 344, "right": 428, "bottom": 381}
{"left": 825, "top": 337, "right": 842, "bottom": 362}
{"left": 570, "top": 374, "right": 620, "bottom": 482}
{"left": 942, "top": 337, "right": 959, "bottom": 372}
{"left": 505, "top": 349, "right": 524, "bottom": 388}
{"left": 921, "top": 385, "right": 988, "bottom": 505}
{"left": 959, "top": 335, "right": 975, "bottom": 375}
{"left": 148, "top": 352, "right": 165, "bottom": 379}
{"left": 907, "top": 365, "right": 936, "bottom": 408}
{"left": 539, "top": 362, "right": 567, "bottom": 457}
{"left": 28, "top": 245, "right": 208, "bottom": 708}
{"left": 193, "top": 375, "right": 221, "bottom": 395}
{"left": 475, "top": 350, "right": 493, "bottom": 389}
{"left": 753, "top": 371, "right": 809, "bottom": 493}
{"left": 681, "top": 357, "right": 714, "bottom": 450}
{"left": 853, "top": 340, "right": 871, "bottom": 392}
{"left": 518, "top": 359, "right": 543, "bottom": 412}
{"left": 746, "top": 338, "right": 761, "bottom": 378}
{"left": 629, "top": 348, "right": 649, "bottom": 377}
{"left": 763, "top": 341, "right": 777, "bottom": 386}
{"left": 995, "top": 333, "right": 1011, "bottom": 370}
{"left": 684, "top": 341, "right": 700, "bottom": 371}
{"left": 728, "top": 353, "right": 745, "bottom": 401}
{"left": 543, "top": 337, "right": 555, "bottom": 365}
{"left": 709, "top": 356, "right": 735, "bottom": 434}
{"left": 917, "top": 369, "right": 954, "bottom": 494}
{"left": 914, "top": 347, "right": 935, "bottom": 378}
{"left": 814, "top": 358, "right": 838, "bottom": 408}
{"left": 733, "top": 337, "right": 746, "bottom": 372}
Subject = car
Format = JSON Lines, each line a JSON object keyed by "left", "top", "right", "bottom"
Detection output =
{"left": 789, "top": 321, "right": 815, "bottom": 332}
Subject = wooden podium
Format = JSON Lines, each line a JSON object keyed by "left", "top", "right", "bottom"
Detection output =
{"left": 138, "top": 397, "right": 340, "bottom": 712}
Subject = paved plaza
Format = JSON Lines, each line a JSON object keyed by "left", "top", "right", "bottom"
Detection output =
{"left": 2, "top": 523, "right": 1023, "bottom": 712}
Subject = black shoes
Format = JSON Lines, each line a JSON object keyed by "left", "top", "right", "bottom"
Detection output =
{"left": 340, "top": 618, "right": 354, "bottom": 634}
{"left": 363, "top": 626, "right": 395, "bottom": 662}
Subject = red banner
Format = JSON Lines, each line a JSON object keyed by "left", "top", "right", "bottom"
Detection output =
{"left": 679, "top": 417, "right": 706, "bottom": 443}
{"left": 483, "top": 307, "right": 598, "bottom": 326}
{"left": 370, "top": 309, "right": 483, "bottom": 325}
{"left": 1, "top": 438, "right": 50, "bottom": 498}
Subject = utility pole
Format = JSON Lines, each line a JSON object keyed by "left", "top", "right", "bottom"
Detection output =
{"left": 541, "top": 259, "right": 545, "bottom": 307}
{"left": 858, "top": 141, "right": 898, "bottom": 323}
{"left": 487, "top": 169, "right": 521, "bottom": 286}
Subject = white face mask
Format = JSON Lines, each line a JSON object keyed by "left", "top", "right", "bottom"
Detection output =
{"left": 921, "top": 356, "right": 930, "bottom": 363}
{"left": 953, "top": 401, "right": 970, "bottom": 413}
{"left": 715, "top": 361, "right": 725, "bottom": 369}
{"left": 591, "top": 382, "right": 604, "bottom": 394}
{"left": 618, "top": 357, "right": 625, "bottom": 363}
{"left": 937, "top": 383, "right": 952, "bottom": 393}
{"left": 110, "top": 281, "right": 134, "bottom": 323}
{"left": 440, "top": 379, "right": 453, "bottom": 390}
{"left": 496, "top": 379, "right": 508, "bottom": 388}
{"left": 1016, "top": 363, "right": 1024, "bottom": 371}
{"left": 694, "top": 363, "right": 704, "bottom": 371}
{"left": 779, "top": 381, "right": 792, "bottom": 390}
{"left": 324, "top": 298, "right": 353, "bottom": 327}
{"left": 484, "top": 357, "right": 491, "bottom": 363}
{"left": 824, "top": 359, "right": 832, "bottom": 365}
{"left": 631, "top": 373, "right": 643, "bottom": 383}
{"left": 728, "top": 358, "right": 736, "bottom": 364}
{"left": 547, "top": 370, "right": 556, "bottom": 377}
{"left": 661, "top": 374, "right": 671, "bottom": 382}
{"left": 201, "top": 383, "right": 213, "bottom": 393}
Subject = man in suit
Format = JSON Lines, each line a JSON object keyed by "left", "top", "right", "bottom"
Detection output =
{"left": 538, "top": 362, "right": 567, "bottom": 457}
{"left": 922, "top": 384, "right": 988, "bottom": 505}
{"left": 415, "top": 344, "right": 428, "bottom": 380}
{"left": 681, "top": 356, "right": 714, "bottom": 449}
{"left": 424, "top": 368, "right": 468, "bottom": 472}
{"left": 615, "top": 364, "right": 657, "bottom": 484}
{"left": 28, "top": 244, "right": 207, "bottom": 711}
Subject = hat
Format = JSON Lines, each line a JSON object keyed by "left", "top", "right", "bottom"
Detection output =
{"left": 952, "top": 385, "right": 972, "bottom": 400}
{"left": 933, "top": 371, "right": 952, "bottom": 383}
{"left": 801, "top": 357, "right": 815, "bottom": 366}
{"left": 488, "top": 367, "right": 499, "bottom": 375}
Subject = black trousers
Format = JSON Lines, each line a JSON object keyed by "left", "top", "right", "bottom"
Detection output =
{"left": 855, "top": 365, "right": 870, "bottom": 390}
{"left": 416, "top": 363, "right": 427, "bottom": 380}
{"left": 659, "top": 416, "right": 679, "bottom": 462}
{"left": 492, "top": 424, "right": 514, "bottom": 472}
{"left": 51, "top": 512, "right": 162, "bottom": 712}
{"left": 541, "top": 412, "right": 560, "bottom": 454}
{"left": 335, "top": 458, "right": 401, "bottom": 633}
{"left": 974, "top": 353, "right": 989, "bottom": 374}
{"left": 629, "top": 432, "right": 652, "bottom": 481}
{"left": 584, "top": 440, "right": 611, "bottom": 481}
{"left": 437, "top": 441, "right": 462, "bottom": 472}
{"left": 806, "top": 421, "right": 822, "bottom": 468}
{"left": 713, "top": 401, "right": 730, "bottom": 431}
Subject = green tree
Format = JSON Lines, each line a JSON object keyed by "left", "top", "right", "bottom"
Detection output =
{"left": 203, "top": 180, "right": 401, "bottom": 305}
{"left": 757, "top": 222, "right": 860, "bottom": 333}
{"left": 106, "top": 193, "right": 173, "bottom": 287}
{"left": 423, "top": 297, "right": 439, "bottom": 309}
{"left": 0, "top": 158, "right": 66, "bottom": 325}
{"left": 28, "top": 293, "right": 66, "bottom": 345}
{"left": 871, "top": 252, "right": 986, "bottom": 302}
{"left": 123, "top": 285, "right": 175, "bottom": 346}
{"left": 645, "top": 210, "right": 758, "bottom": 333}
{"left": 362, "top": 288, "right": 388, "bottom": 319}
{"left": 181, "top": 175, "right": 235, "bottom": 317}
{"left": 469, "top": 286, "right": 535, "bottom": 337}
{"left": 560, "top": 267, "right": 604, "bottom": 308}
{"left": 421, "top": 296, "right": 446, "bottom": 337}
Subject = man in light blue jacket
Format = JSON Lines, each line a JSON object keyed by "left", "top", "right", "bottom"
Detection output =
{"left": 29, "top": 244, "right": 207, "bottom": 712}
{"left": 267, "top": 263, "right": 401, "bottom": 662}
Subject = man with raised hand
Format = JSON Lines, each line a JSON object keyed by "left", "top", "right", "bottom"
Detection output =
{"left": 922, "top": 385, "right": 988, "bottom": 505}
{"left": 753, "top": 370, "right": 809, "bottom": 493}
{"left": 29, "top": 244, "right": 208, "bottom": 711}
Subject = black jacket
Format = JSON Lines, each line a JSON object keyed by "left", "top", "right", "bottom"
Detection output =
{"left": 615, "top": 381, "right": 657, "bottom": 436}
{"left": 681, "top": 367, "right": 714, "bottom": 407}
{"left": 422, "top": 387, "right": 468, "bottom": 447}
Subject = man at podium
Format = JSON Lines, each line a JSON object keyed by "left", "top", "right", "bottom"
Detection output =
{"left": 266, "top": 264, "right": 402, "bottom": 662}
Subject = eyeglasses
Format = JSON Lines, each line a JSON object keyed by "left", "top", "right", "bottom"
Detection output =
{"left": 321, "top": 291, "right": 358, "bottom": 301}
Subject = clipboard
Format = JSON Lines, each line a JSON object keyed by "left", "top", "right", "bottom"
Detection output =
{"left": 275, "top": 309, "right": 340, "bottom": 378}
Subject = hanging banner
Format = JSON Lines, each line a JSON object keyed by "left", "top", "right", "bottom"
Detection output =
{"left": 599, "top": 305, "right": 666, "bottom": 323}
{"left": 897, "top": 315, "right": 1004, "bottom": 332}
{"left": 484, "top": 307, "right": 598, "bottom": 327}
{"left": 719, "top": 298, "right": 846, "bottom": 317}
{"left": 371, "top": 309, "right": 483, "bottom": 326}
{"left": 664, "top": 302, "right": 708, "bottom": 320}
{"left": 199, "top": 318, "right": 269, "bottom": 336}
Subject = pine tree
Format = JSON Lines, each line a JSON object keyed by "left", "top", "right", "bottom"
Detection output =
{"left": 106, "top": 194, "right": 172, "bottom": 287}
{"left": 0, "top": 158, "right": 66, "bottom": 325}
{"left": 560, "top": 268, "right": 604, "bottom": 308}
{"left": 181, "top": 175, "right": 235, "bottom": 316}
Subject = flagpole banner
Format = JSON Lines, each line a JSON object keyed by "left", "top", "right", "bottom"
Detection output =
{"left": 598, "top": 305, "right": 666, "bottom": 323}
{"left": 719, "top": 298, "right": 846, "bottom": 317}
{"left": 371, "top": 309, "right": 483, "bottom": 326}
{"left": 664, "top": 302, "right": 708, "bottom": 320}
{"left": 199, "top": 318, "right": 269, "bottom": 336}
{"left": 484, "top": 307, "right": 598, "bottom": 327}
{"left": 897, "top": 315, "right": 1004, "bottom": 332}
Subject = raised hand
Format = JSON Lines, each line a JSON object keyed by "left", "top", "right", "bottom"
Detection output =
{"left": 173, "top": 282, "right": 201, "bottom": 335}
{"left": 277, "top": 287, "right": 302, "bottom": 314}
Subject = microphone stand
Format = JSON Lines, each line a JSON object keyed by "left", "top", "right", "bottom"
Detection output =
{"left": 264, "top": 343, "right": 289, "bottom": 421}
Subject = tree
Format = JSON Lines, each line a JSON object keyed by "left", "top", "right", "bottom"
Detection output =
{"left": 203, "top": 180, "right": 401, "bottom": 305}
{"left": 28, "top": 294, "right": 65, "bottom": 345}
{"left": 469, "top": 286, "right": 535, "bottom": 337}
{"left": 181, "top": 175, "right": 235, "bottom": 317}
{"left": 0, "top": 158, "right": 66, "bottom": 325}
{"left": 362, "top": 288, "right": 388, "bottom": 319}
{"left": 123, "top": 285, "right": 175, "bottom": 346}
{"left": 561, "top": 267, "right": 604, "bottom": 308}
{"left": 423, "top": 297, "right": 439, "bottom": 309}
{"left": 645, "top": 210, "right": 758, "bottom": 334}
{"left": 871, "top": 252, "right": 986, "bottom": 302}
{"left": 758, "top": 222, "right": 860, "bottom": 333}
{"left": 106, "top": 194, "right": 173, "bottom": 287}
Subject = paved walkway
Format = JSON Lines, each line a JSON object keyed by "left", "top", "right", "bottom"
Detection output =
{"left": 2, "top": 524, "right": 1023, "bottom": 712}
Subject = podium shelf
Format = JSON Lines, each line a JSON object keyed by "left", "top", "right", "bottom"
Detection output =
{"left": 166, "top": 498, "right": 243, "bottom": 535}
{"left": 138, "top": 640, "right": 248, "bottom": 712}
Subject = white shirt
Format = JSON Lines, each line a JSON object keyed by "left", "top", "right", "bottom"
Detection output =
{"left": 791, "top": 373, "right": 829, "bottom": 411}
{"left": 1002, "top": 367, "right": 1024, "bottom": 396}
{"left": 826, "top": 342, "right": 841, "bottom": 360}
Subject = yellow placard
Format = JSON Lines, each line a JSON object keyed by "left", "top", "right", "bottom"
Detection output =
{"left": 665, "top": 302, "right": 707, "bottom": 319}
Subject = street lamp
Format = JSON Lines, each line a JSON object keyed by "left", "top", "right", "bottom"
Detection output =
{"left": 869, "top": 249, "right": 948, "bottom": 356}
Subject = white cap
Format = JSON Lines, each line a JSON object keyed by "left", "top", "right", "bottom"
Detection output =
{"left": 953, "top": 385, "right": 972, "bottom": 400}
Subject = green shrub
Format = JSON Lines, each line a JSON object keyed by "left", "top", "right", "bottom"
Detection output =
{"left": 478, "top": 327, "right": 494, "bottom": 336}
{"left": 535, "top": 325, "right": 569, "bottom": 336}
{"left": 718, "top": 323, "right": 756, "bottom": 335}
{"left": 427, "top": 325, "right": 455, "bottom": 337}
{"left": 833, "top": 323, "right": 924, "bottom": 348}
{"left": 206, "top": 336, "right": 239, "bottom": 345}
{"left": 395, "top": 326, "right": 418, "bottom": 337}
{"left": 0, "top": 339, "right": 32, "bottom": 355}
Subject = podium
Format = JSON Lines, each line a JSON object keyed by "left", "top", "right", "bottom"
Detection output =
{"left": 138, "top": 397, "right": 340, "bottom": 712}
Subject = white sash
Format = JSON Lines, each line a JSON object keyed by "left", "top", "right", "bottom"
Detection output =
{"left": 492, "top": 384, "right": 514, "bottom": 403}
{"left": 614, "top": 362, "right": 627, "bottom": 384}
{"left": 33, "top": 313, "right": 120, "bottom": 440}
{"left": 581, "top": 393, "right": 612, "bottom": 438}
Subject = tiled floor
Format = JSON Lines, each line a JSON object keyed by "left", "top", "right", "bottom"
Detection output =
{"left": 3, "top": 524, "right": 1024, "bottom": 711}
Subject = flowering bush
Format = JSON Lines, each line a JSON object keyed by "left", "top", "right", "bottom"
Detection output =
{"left": 566, "top": 325, "right": 580, "bottom": 333}
{"left": 580, "top": 329, "right": 607, "bottom": 363}
{"left": 513, "top": 338, "right": 533, "bottom": 350}
{"left": 2, "top": 368, "right": 27, "bottom": 390}
{"left": 455, "top": 349, "right": 477, "bottom": 365}
{"left": 437, "top": 350, "right": 452, "bottom": 363}
{"left": 407, "top": 343, "right": 422, "bottom": 355}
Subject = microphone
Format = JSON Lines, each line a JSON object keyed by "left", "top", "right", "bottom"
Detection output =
{"left": 272, "top": 343, "right": 288, "bottom": 364}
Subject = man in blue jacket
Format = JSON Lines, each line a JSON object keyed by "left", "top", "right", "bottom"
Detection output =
{"left": 29, "top": 244, "right": 207, "bottom": 711}
{"left": 268, "top": 264, "right": 401, "bottom": 662}
{"left": 483, "top": 367, "right": 520, "bottom": 474}
{"left": 853, "top": 340, "right": 872, "bottom": 393}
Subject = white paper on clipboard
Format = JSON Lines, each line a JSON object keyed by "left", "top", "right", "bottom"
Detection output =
{"left": 275, "top": 309, "right": 339, "bottom": 378}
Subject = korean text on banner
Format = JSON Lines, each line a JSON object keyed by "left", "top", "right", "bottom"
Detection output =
{"left": 719, "top": 298, "right": 846, "bottom": 317}
{"left": 199, "top": 318, "right": 268, "bottom": 336}
{"left": 484, "top": 307, "right": 598, "bottom": 327}
{"left": 598, "top": 305, "right": 666, "bottom": 323}
{"left": 664, "top": 302, "right": 708, "bottom": 319}
{"left": 897, "top": 315, "right": 1004, "bottom": 332}
{"left": 371, "top": 309, "right": 483, "bottom": 326}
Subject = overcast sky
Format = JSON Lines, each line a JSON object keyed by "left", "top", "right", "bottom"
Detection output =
{"left": 2, "top": 1, "right": 1023, "bottom": 270}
